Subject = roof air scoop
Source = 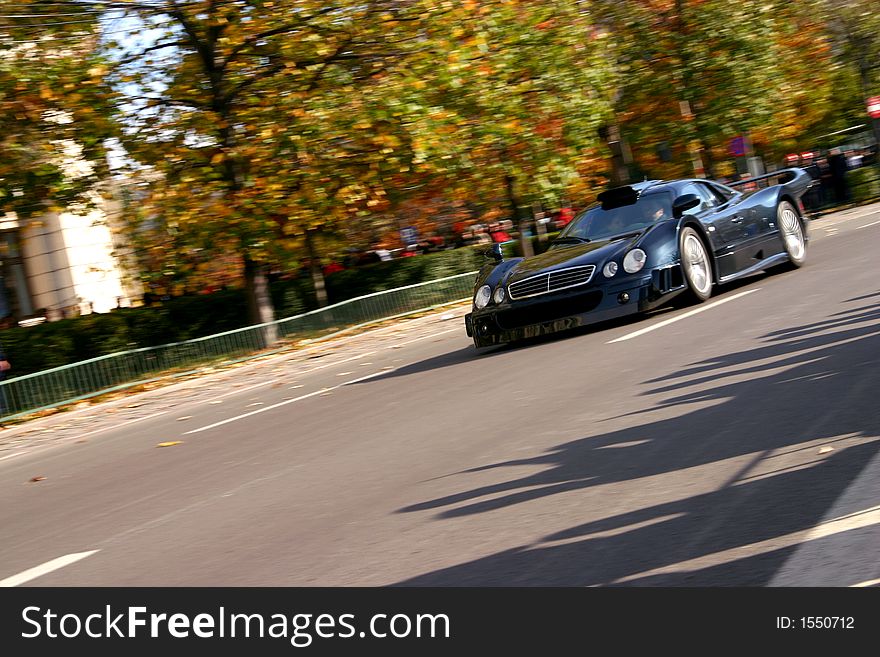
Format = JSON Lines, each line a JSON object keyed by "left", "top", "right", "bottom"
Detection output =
{"left": 597, "top": 186, "right": 639, "bottom": 210}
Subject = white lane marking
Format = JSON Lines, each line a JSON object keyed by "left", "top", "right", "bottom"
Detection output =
{"left": 184, "top": 370, "right": 391, "bottom": 435}
{"left": 184, "top": 327, "right": 457, "bottom": 434}
{"left": 0, "top": 352, "right": 384, "bottom": 461}
{"left": 856, "top": 220, "right": 880, "bottom": 230}
{"left": 850, "top": 578, "right": 880, "bottom": 588}
{"left": 610, "top": 503, "right": 880, "bottom": 584}
{"left": 387, "top": 327, "right": 458, "bottom": 348}
{"left": 0, "top": 410, "right": 170, "bottom": 464}
{"left": 196, "top": 350, "right": 379, "bottom": 401}
{"left": 607, "top": 289, "right": 760, "bottom": 343}
{"left": 0, "top": 550, "right": 99, "bottom": 587}
{"left": 1, "top": 318, "right": 461, "bottom": 450}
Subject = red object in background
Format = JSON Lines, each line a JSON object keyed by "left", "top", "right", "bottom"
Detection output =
{"left": 557, "top": 207, "right": 575, "bottom": 226}
{"left": 491, "top": 230, "right": 512, "bottom": 243}
{"left": 785, "top": 153, "right": 799, "bottom": 163}
{"left": 867, "top": 96, "right": 880, "bottom": 119}
{"left": 322, "top": 262, "right": 344, "bottom": 276}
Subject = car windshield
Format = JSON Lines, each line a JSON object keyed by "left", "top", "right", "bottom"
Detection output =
{"left": 556, "top": 191, "right": 673, "bottom": 242}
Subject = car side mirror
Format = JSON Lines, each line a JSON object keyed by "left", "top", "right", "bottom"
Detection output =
{"left": 484, "top": 243, "right": 504, "bottom": 262}
{"left": 672, "top": 193, "right": 701, "bottom": 218}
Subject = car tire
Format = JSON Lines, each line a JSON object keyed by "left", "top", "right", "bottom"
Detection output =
{"left": 777, "top": 200, "right": 807, "bottom": 268}
{"left": 679, "top": 226, "right": 713, "bottom": 302}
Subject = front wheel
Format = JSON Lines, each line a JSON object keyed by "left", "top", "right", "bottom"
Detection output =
{"left": 679, "top": 227, "right": 713, "bottom": 302}
{"left": 778, "top": 201, "right": 807, "bottom": 268}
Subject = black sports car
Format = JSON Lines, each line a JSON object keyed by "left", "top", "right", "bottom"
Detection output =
{"left": 465, "top": 168, "right": 812, "bottom": 348}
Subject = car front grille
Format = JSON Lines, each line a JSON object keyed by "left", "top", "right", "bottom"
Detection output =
{"left": 508, "top": 265, "right": 596, "bottom": 300}
{"left": 495, "top": 290, "right": 603, "bottom": 329}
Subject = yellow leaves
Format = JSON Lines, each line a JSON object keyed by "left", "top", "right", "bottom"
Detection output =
{"left": 475, "top": 33, "right": 490, "bottom": 54}
{"left": 374, "top": 134, "right": 400, "bottom": 148}
{"left": 156, "top": 441, "right": 183, "bottom": 448}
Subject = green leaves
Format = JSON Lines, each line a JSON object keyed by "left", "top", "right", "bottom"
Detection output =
{"left": 601, "top": 0, "right": 837, "bottom": 178}
{"left": 1, "top": 5, "right": 116, "bottom": 217}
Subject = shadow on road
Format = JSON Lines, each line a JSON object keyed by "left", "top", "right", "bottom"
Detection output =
{"left": 392, "top": 297, "right": 880, "bottom": 586}
{"left": 350, "top": 311, "right": 651, "bottom": 383}
{"left": 355, "top": 274, "right": 777, "bottom": 385}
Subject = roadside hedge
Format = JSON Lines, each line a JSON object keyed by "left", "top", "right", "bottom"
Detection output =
{"left": 848, "top": 166, "right": 880, "bottom": 204}
{"left": 1, "top": 235, "right": 559, "bottom": 376}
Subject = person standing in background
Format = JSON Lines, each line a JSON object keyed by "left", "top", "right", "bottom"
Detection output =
{"left": 0, "top": 340, "right": 10, "bottom": 423}
{"left": 827, "top": 148, "right": 850, "bottom": 204}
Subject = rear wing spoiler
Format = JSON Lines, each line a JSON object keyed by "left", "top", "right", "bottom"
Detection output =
{"left": 727, "top": 167, "right": 813, "bottom": 197}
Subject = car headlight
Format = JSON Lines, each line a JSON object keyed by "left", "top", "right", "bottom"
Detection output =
{"left": 493, "top": 286, "right": 506, "bottom": 304}
{"left": 623, "top": 248, "right": 647, "bottom": 273}
{"left": 474, "top": 285, "right": 491, "bottom": 309}
{"left": 603, "top": 261, "right": 618, "bottom": 278}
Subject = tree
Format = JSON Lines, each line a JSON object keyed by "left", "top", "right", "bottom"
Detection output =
{"left": 816, "top": 0, "right": 880, "bottom": 144}
{"left": 0, "top": 1, "right": 116, "bottom": 218}
{"left": 400, "top": 0, "right": 617, "bottom": 252}
{"left": 112, "top": 0, "right": 435, "bottom": 333}
{"left": 600, "top": 0, "right": 835, "bottom": 178}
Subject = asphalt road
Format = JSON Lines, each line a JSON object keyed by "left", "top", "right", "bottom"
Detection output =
{"left": 1, "top": 203, "right": 879, "bottom": 587}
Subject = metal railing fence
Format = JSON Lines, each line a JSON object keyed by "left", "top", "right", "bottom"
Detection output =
{"left": 0, "top": 271, "right": 477, "bottom": 420}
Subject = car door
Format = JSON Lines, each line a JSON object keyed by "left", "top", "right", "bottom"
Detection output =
{"left": 707, "top": 181, "right": 781, "bottom": 270}
{"left": 679, "top": 182, "right": 745, "bottom": 279}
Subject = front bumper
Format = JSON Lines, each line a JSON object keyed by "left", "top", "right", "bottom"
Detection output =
{"left": 465, "top": 271, "right": 683, "bottom": 347}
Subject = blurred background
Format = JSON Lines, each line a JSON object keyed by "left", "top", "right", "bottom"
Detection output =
{"left": 1, "top": 0, "right": 879, "bottom": 372}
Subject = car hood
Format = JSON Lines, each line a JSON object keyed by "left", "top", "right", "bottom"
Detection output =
{"left": 506, "top": 235, "right": 639, "bottom": 282}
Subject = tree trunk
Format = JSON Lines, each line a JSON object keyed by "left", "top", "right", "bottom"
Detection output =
{"left": 603, "top": 123, "right": 631, "bottom": 185}
{"left": 244, "top": 256, "right": 278, "bottom": 345}
{"left": 674, "top": 0, "right": 706, "bottom": 178}
{"left": 304, "top": 228, "right": 328, "bottom": 307}
{"left": 506, "top": 173, "right": 533, "bottom": 258}
{"left": 699, "top": 137, "right": 715, "bottom": 180}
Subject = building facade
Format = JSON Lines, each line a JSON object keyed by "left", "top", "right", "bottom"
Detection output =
{"left": 0, "top": 189, "right": 142, "bottom": 323}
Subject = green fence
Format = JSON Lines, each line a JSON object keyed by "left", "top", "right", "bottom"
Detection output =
{"left": 0, "top": 271, "right": 478, "bottom": 420}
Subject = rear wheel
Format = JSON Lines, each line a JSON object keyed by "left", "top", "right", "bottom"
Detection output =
{"left": 679, "top": 227, "right": 713, "bottom": 302}
{"left": 778, "top": 200, "right": 806, "bottom": 267}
